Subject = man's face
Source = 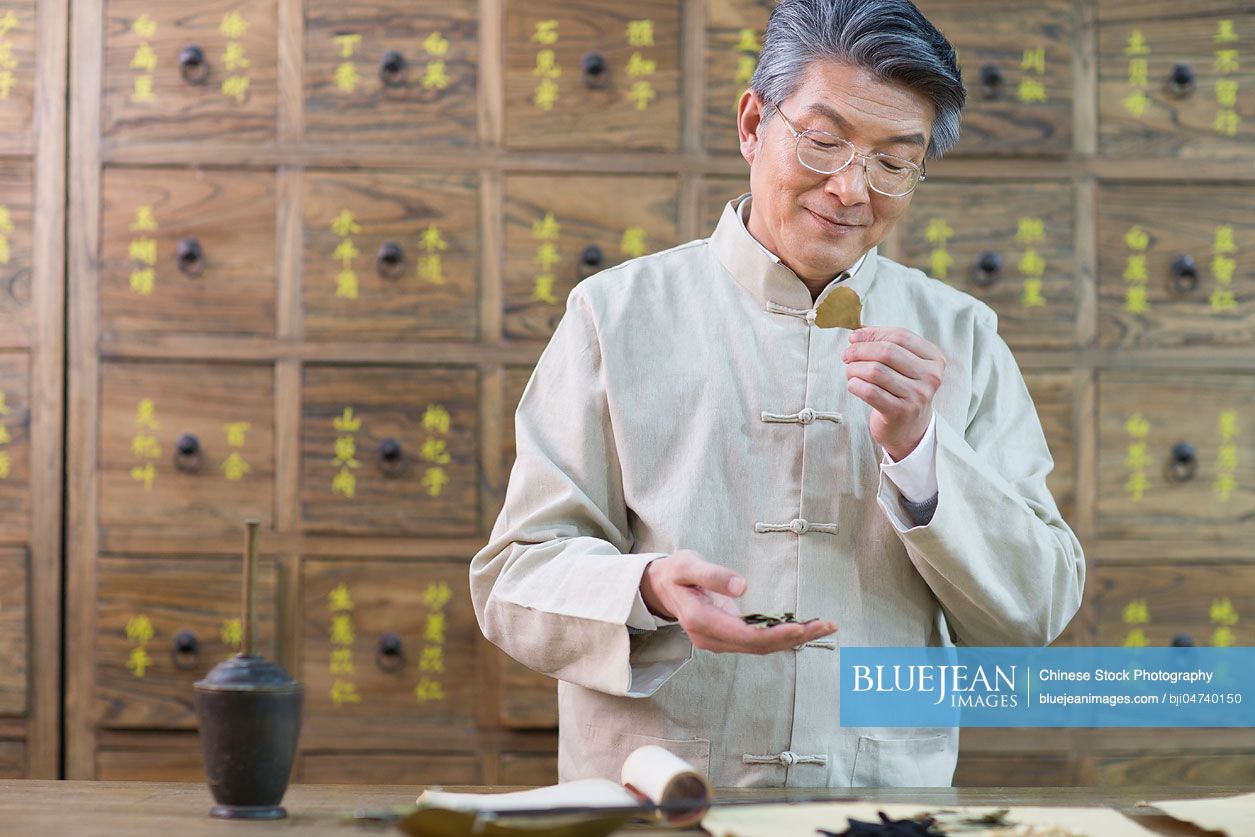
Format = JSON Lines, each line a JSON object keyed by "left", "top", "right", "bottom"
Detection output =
{"left": 738, "top": 60, "right": 935, "bottom": 283}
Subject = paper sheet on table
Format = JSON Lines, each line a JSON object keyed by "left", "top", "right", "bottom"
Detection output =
{"left": 702, "top": 801, "right": 1158, "bottom": 837}
{"left": 1148, "top": 791, "right": 1255, "bottom": 836}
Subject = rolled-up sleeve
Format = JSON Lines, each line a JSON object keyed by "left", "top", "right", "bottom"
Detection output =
{"left": 469, "top": 286, "right": 693, "bottom": 697}
{"left": 875, "top": 317, "right": 1085, "bottom": 647}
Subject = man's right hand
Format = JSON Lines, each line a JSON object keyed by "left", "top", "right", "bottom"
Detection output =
{"left": 639, "top": 549, "right": 838, "bottom": 654}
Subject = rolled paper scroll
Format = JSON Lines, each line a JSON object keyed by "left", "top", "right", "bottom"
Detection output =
{"left": 621, "top": 744, "right": 713, "bottom": 828}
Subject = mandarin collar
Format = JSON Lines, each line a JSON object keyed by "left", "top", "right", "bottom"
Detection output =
{"left": 709, "top": 192, "right": 879, "bottom": 313}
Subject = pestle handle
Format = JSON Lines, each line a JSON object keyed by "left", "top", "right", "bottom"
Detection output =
{"left": 242, "top": 519, "right": 261, "bottom": 657}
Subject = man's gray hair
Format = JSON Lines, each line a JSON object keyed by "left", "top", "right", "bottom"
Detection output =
{"left": 749, "top": 0, "right": 966, "bottom": 158}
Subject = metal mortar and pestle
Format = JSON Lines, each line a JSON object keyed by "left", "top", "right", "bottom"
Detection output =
{"left": 193, "top": 519, "right": 304, "bottom": 819}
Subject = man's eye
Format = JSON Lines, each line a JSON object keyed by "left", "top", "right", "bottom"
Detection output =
{"left": 879, "top": 160, "right": 907, "bottom": 173}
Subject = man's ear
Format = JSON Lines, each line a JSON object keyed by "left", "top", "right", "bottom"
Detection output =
{"left": 737, "top": 89, "right": 764, "bottom": 166}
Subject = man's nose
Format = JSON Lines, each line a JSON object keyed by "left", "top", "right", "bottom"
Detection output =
{"left": 825, "top": 160, "right": 871, "bottom": 205}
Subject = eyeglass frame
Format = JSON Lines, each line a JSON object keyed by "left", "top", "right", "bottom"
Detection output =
{"left": 766, "top": 100, "right": 927, "bottom": 198}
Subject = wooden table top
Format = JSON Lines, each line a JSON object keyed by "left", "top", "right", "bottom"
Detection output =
{"left": 0, "top": 781, "right": 1239, "bottom": 836}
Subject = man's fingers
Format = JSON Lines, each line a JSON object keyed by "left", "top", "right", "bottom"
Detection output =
{"left": 844, "top": 361, "right": 914, "bottom": 400}
{"left": 850, "top": 327, "right": 943, "bottom": 363}
{"left": 672, "top": 552, "right": 746, "bottom": 596}
{"left": 847, "top": 376, "right": 904, "bottom": 413}
{"left": 843, "top": 340, "right": 929, "bottom": 380}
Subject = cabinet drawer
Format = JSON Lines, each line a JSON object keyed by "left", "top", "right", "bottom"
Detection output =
{"left": 504, "top": 0, "right": 680, "bottom": 150}
{"left": 1092, "top": 563, "right": 1255, "bottom": 648}
{"left": 94, "top": 556, "right": 278, "bottom": 729}
{"left": 901, "top": 181, "right": 1076, "bottom": 349}
{"left": 503, "top": 174, "right": 679, "bottom": 339}
{"left": 302, "top": 170, "right": 478, "bottom": 341}
{"left": 300, "top": 365, "right": 478, "bottom": 535}
{"left": 1097, "top": 184, "right": 1255, "bottom": 348}
{"left": 700, "top": 177, "right": 749, "bottom": 236}
{"left": 0, "top": 159, "right": 31, "bottom": 340}
{"left": 100, "top": 168, "right": 276, "bottom": 337}
{"left": 1098, "top": 12, "right": 1255, "bottom": 158}
{"left": 103, "top": 0, "right": 277, "bottom": 144}
{"left": 98, "top": 362, "right": 275, "bottom": 531}
{"left": 917, "top": 0, "right": 1074, "bottom": 156}
{"left": 1097, "top": 371, "right": 1254, "bottom": 545}
{"left": 703, "top": 0, "right": 771, "bottom": 155}
{"left": 0, "top": 354, "right": 29, "bottom": 543}
{"left": 300, "top": 558, "right": 477, "bottom": 750}
{"left": 0, "top": 549, "right": 27, "bottom": 716}
{"left": 304, "top": 0, "right": 477, "bottom": 146}
{"left": 499, "top": 751, "right": 559, "bottom": 785}
{"left": 0, "top": 2, "right": 35, "bottom": 142}
{"left": 297, "top": 751, "right": 481, "bottom": 785}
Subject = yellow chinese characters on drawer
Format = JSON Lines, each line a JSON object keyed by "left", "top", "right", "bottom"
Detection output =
{"left": 302, "top": 171, "right": 478, "bottom": 341}
{"left": 504, "top": 1, "right": 680, "bottom": 150}
{"left": 0, "top": 160, "right": 32, "bottom": 340}
{"left": 98, "top": 362, "right": 275, "bottom": 531}
{"left": 304, "top": 0, "right": 477, "bottom": 145}
{"left": 917, "top": 0, "right": 1074, "bottom": 155}
{"left": 901, "top": 181, "right": 1077, "bottom": 350}
{"left": 103, "top": 2, "right": 277, "bottom": 144}
{"left": 0, "top": 354, "right": 29, "bottom": 543}
{"left": 94, "top": 556, "right": 276, "bottom": 729}
{"left": 300, "top": 559, "right": 476, "bottom": 751}
{"left": 1093, "top": 564, "right": 1255, "bottom": 649}
{"left": 1098, "top": 184, "right": 1254, "bottom": 347}
{"left": 1098, "top": 8, "right": 1253, "bottom": 158}
{"left": 502, "top": 174, "right": 679, "bottom": 340}
{"left": 704, "top": 0, "right": 772, "bottom": 155}
{"left": 0, "top": 3, "right": 35, "bottom": 142}
{"left": 99, "top": 168, "right": 277, "bottom": 337}
{"left": 1097, "top": 371, "right": 1253, "bottom": 547}
{"left": 300, "top": 366, "right": 478, "bottom": 536}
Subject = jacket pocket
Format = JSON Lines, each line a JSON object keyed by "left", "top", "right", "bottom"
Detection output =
{"left": 580, "top": 725, "right": 711, "bottom": 781}
{"left": 849, "top": 733, "right": 953, "bottom": 787}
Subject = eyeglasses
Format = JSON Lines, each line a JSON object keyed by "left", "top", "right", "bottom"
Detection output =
{"left": 769, "top": 102, "right": 926, "bottom": 198}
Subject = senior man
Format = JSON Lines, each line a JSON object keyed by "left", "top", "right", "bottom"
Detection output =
{"left": 470, "top": 0, "right": 1084, "bottom": 788}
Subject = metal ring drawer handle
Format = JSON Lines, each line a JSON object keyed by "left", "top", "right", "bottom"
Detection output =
{"left": 1165, "top": 62, "right": 1195, "bottom": 98}
{"left": 378, "top": 437, "right": 405, "bottom": 477}
{"left": 581, "top": 52, "right": 609, "bottom": 88}
{"left": 1170, "top": 254, "right": 1198, "bottom": 295}
{"left": 377, "top": 242, "right": 406, "bottom": 279}
{"left": 1167, "top": 441, "right": 1197, "bottom": 482}
{"left": 379, "top": 50, "right": 407, "bottom": 87}
{"left": 972, "top": 251, "right": 1002, "bottom": 287}
{"left": 174, "top": 433, "right": 203, "bottom": 474}
{"left": 979, "top": 63, "right": 1003, "bottom": 100}
{"left": 580, "top": 244, "right": 604, "bottom": 268}
{"left": 177, "top": 237, "right": 205, "bottom": 277}
{"left": 179, "top": 45, "right": 210, "bottom": 85}
{"left": 172, "top": 630, "right": 201, "bottom": 669}
{"left": 376, "top": 633, "right": 405, "bottom": 672}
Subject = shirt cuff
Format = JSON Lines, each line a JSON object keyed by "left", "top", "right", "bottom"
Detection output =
{"left": 626, "top": 562, "right": 679, "bottom": 632}
{"left": 880, "top": 411, "right": 939, "bottom": 504}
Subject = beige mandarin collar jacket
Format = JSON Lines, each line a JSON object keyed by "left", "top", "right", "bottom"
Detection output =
{"left": 470, "top": 194, "right": 1085, "bottom": 788}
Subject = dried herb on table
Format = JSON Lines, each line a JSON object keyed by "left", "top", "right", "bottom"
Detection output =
{"left": 817, "top": 810, "right": 945, "bottom": 836}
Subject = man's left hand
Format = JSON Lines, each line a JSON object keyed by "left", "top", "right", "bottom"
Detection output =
{"left": 841, "top": 326, "right": 946, "bottom": 461}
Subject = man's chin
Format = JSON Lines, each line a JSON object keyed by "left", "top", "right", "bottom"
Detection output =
{"left": 793, "top": 249, "right": 860, "bottom": 280}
